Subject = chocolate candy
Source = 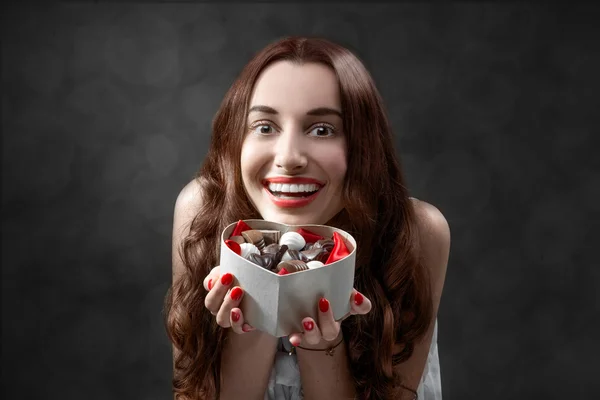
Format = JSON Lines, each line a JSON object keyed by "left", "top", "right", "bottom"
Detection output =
{"left": 229, "top": 235, "right": 246, "bottom": 245}
{"left": 279, "top": 231, "right": 305, "bottom": 251}
{"left": 300, "top": 247, "right": 329, "bottom": 263}
{"left": 281, "top": 249, "right": 308, "bottom": 262}
{"left": 313, "top": 239, "right": 335, "bottom": 252}
{"left": 261, "top": 244, "right": 289, "bottom": 266}
{"left": 240, "top": 242, "right": 260, "bottom": 259}
{"left": 307, "top": 261, "right": 325, "bottom": 269}
{"left": 242, "top": 230, "right": 265, "bottom": 251}
{"left": 276, "top": 260, "right": 309, "bottom": 274}
{"left": 259, "top": 230, "right": 281, "bottom": 246}
{"left": 248, "top": 253, "right": 277, "bottom": 270}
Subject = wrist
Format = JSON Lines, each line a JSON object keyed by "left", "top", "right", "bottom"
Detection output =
{"left": 296, "top": 330, "right": 344, "bottom": 350}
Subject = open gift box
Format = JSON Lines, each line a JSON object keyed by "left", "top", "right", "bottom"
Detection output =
{"left": 219, "top": 219, "right": 357, "bottom": 337}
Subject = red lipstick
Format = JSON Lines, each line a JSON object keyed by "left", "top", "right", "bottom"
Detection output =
{"left": 263, "top": 176, "right": 324, "bottom": 186}
{"left": 263, "top": 176, "right": 324, "bottom": 208}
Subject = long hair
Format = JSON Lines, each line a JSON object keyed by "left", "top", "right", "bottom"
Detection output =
{"left": 164, "top": 36, "right": 433, "bottom": 399}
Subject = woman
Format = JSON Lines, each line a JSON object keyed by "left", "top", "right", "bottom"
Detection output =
{"left": 165, "top": 36, "right": 450, "bottom": 400}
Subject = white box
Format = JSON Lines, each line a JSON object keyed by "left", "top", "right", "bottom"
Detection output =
{"left": 219, "top": 219, "right": 357, "bottom": 337}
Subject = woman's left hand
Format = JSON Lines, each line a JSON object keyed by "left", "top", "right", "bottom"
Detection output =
{"left": 288, "top": 289, "right": 372, "bottom": 347}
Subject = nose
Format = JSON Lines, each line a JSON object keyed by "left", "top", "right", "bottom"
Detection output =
{"left": 273, "top": 129, "right": 308, "bottom": 173}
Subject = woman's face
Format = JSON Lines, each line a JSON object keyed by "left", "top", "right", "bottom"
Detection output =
{"left": 240, "top": 61, "right": 347, "bottom": 226}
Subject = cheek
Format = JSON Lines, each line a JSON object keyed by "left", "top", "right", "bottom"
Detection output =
{"left": 317, "top": 145, "right": 347, "bottom": 183}
{"left": 241, "top": 140, "right": 269, "bottom": 180}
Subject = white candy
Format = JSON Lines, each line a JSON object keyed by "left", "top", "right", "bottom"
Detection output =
{"left": 240, "top": 243, "right": 260, "bottom": 259}
{"left": 306, "top": 261, "right": 324, "bottom": 269}
{"left": 281, "top": 251, "right": 293, "bottom": 262}
{"left": 279, "top": 231, "right": 306, "bottom": 251}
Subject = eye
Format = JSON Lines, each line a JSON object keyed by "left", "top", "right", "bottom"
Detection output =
{"left": 308, "top": 124, "right": 335, "bottom": 138}
{"left": 249, "top": 122, "right": 277, "bottom": 136}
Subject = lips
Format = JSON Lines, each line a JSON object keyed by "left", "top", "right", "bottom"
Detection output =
{"left": 262, "top": 176, "right": 324, "bottom": 208}
{"left": 262, "top": 177, "right": 325, "bottom": 186}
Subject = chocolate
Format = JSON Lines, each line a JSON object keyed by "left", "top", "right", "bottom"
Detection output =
{"left": 313, "top": 239, "right": 335, "bottom": 252}
{"left": 259, "top": 230, "right": 281, "bottom": 246}
{"left": 248, "top": 253, "right": 277, "bottom": 270}
{"left": 306, "top": 260, "right": 325, "bottom": 269}
{"left": 240, "top": 242, "right": 260, "bottom": 259}
{"left": 300, "top": 247, "right": 329, "bottom": 263}
{"left": 276, "top": 260, "right": 309, "bottom": 274}
{"left": 262, "top": 243, "right": 281, "bottom": 254}
{"left": 242, "top": 230, "right": 265, "bottom": 251}
{"left": 279, "top": 231, "right": 305, "bottom": 251}
{"left": 261, "top": 243, "right": 289, "bottom": 265}
{"left": 281, "top": 249, "right": 308, "bottom": 262}
{"left": 229, "top": 235, "right": 246, "bottom": 245}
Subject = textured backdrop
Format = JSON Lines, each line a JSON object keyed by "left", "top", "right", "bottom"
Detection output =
{"left": 2, "top": 3, "right": 599, "bottom": 399}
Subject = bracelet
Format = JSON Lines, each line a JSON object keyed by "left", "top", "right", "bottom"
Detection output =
{"left": 289, "top": 336, "right": 344, "bottom": 356}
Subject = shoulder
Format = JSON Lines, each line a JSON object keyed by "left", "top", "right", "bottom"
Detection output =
{"left": 173, "top": 177, "right": 206, "bottom": 238}
{"left": 409, "top": 197, "right": 451, "bottom": 276}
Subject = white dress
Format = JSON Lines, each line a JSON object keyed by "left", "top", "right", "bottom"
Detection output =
{"left": 264, "top": 319, "right": 442, "bottom": 400}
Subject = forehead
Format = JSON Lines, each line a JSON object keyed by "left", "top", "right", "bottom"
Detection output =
{"left": 249, "top": 61, "right": 341, "bottom": 112}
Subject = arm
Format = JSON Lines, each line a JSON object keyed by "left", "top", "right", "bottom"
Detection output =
{"left": 392, "top": 199, "right": 450, "bottom": 398}
{"left": 295, "top": 331, "right": 356, "bottom": 400}
{"left": 171, "top": 179, "right": 278, "bottom": 400}
{"left": 292, "top": 292, "right": 372, "bottom": 400}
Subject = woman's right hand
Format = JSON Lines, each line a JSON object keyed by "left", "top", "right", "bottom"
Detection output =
{"left": 203, "top": 266, "right": 255, "bottom": 334}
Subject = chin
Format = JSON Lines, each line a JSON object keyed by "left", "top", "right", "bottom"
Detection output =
{"left": 261, "top": 210, "right": 326, "bottom": 226}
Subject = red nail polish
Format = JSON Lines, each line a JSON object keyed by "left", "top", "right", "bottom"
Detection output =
{"left": 230, "top": 287, "right": 243, "bottom": 301}
{"left": 242, "top": 324, "right": 252, "bottom": 332}
{"left": 319, "top": 298, "right": 329, "bottom": 313}
{"left": 231, "top": 310, "right": 240, "bottom": 322}
{"left": 208, "top": 279, "right": 213, "bottom": 290}
{"left": 290, "top": 338, "right": 301, "bottom": 347}
{"left": 354, "top": 292, "right": 364, "bottom": 306}
{"left": 303, "top": 321, "right": 314, "bottom": 331}
{"left": 277, "top": 268, "right": 289, "bottom": 276}
{"left": 221, "top": 273, "right": 233, "bottom": 286}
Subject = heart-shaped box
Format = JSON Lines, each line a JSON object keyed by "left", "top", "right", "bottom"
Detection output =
{"left": 219, "top": 219, "right": 357, "bottom": 337}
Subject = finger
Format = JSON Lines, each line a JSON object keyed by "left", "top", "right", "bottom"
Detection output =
{"left": 204, "top": 272, "right": 234, "bottom": 315}
{"left": 203, "top": 265, "right": 221, "bottom": 291}
{"left": 229, "top": 307, "right": 245, "bottom": 334}
{"left": 317, "top": 297, "right": 339, "bottom": 341}
{"left": 216, "top": 285, "right": 245, "bottom": 327}
{"left": 288, "top": 332, "right": 302, "bottom": 347}
{"left": 350, "top": 290, "right": 372, "bottom": 315}
{"left": 300, "top": 317, "right": 322, "bottom": 345}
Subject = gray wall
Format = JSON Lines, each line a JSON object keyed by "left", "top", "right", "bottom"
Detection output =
{"left": 2, "top": 3, "right": 598, "bottom": 399}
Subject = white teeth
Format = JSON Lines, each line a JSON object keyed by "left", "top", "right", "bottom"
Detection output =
{"left": 267, "top": 182, "right": 320, "bottom": 193}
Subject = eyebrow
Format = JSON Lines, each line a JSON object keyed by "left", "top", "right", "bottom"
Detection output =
{"left": 248, "top": 105, "right": 342, "bottom": 118}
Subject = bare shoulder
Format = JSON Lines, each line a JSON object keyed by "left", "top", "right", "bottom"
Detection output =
{"left": 172, "top": 178, "right": 206, "bottom": 280}
{"left": 173, "top": 177, "right": 207, "bottom": 230}
{"left": 409, "top": 197, "right": 451, "bottom": 275}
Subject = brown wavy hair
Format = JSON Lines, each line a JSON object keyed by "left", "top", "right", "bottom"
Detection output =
{"left": 164, "top": 36, "right": 433, "bottom": 399}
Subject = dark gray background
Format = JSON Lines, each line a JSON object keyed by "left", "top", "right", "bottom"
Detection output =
{"left": 2, "top": 3, "right": 599, "bottom": 399}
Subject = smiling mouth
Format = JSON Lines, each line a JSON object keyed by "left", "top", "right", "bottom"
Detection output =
{"left": 264, "top": 182, "right": 322, "bottom": 199}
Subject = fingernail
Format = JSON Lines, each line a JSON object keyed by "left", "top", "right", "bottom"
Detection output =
{"left": 221, "top": 273, "right": 233, "bottom": 286}
{"left": 231, "top": 310, "right": 240, "bottom": 322}
{"left": 303, "top": 321, "right": 314, "bottom": 331}
{"left": 208, "top": 279, "right": 213, "bottom": 290}
{"left": 277, "top": 268, "right": 289, "bottom": 276}
{"left": 319, "top": 298, "right": 329, "bottom": 313}
{"left": 354, "top": 292, "right": 364, "bottom": 306}
{"left": 230, "top": 287, "right": 243, "bottom": 301}
{"left": 242, "top": 323, "right": 252, "bottom": 332}
{"left": 290, "top": 338, "right": 301, "bottom": 347}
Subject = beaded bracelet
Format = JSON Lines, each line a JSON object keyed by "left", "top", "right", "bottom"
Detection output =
{"left": 289, "top": 336, "right": 344, "bottom": 356}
